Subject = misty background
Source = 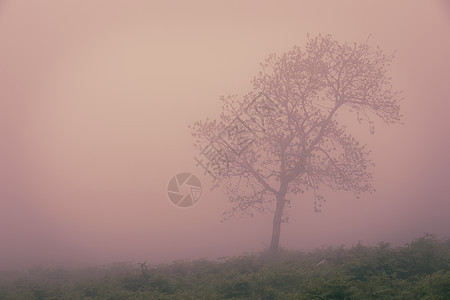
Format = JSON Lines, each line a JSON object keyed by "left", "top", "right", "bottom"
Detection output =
{"left": 1, "top": 0, "right": 449, "bottom": 269}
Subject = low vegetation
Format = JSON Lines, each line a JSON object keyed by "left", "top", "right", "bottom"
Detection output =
{"left": 1, "top": 234, "right": 449, "bottom": 299}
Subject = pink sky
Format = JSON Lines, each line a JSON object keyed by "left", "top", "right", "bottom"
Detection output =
{"left": 1, "top": 0, "right": 450, "bottom": 269}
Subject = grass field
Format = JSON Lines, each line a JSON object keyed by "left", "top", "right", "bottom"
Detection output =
{"left": 1, "top": 234, "right": 449, "bottom": 299}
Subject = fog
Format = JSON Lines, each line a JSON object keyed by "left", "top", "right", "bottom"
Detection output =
{"left": 1, "top": 0, "right": 449, "bottom": 270}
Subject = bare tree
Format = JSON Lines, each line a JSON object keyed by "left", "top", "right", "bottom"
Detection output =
{"left": 191, "top": 34, "right": 402, "bottom": 255}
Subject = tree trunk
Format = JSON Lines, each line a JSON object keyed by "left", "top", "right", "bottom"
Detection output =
{"left": 269, "top": 195, "right": 286, "bottom": 256}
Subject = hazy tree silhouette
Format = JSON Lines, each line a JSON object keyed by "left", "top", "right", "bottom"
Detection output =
{"left": 191, "top": 34, "right": 402, "bottom": 255}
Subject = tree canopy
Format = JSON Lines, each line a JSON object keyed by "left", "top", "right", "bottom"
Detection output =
{"left": 192, "top": 34, "right": 402, "bottom": 253}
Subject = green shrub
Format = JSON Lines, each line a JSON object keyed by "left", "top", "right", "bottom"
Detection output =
{"left": 1, "top": 234, "right": 449, "bottom": 299}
